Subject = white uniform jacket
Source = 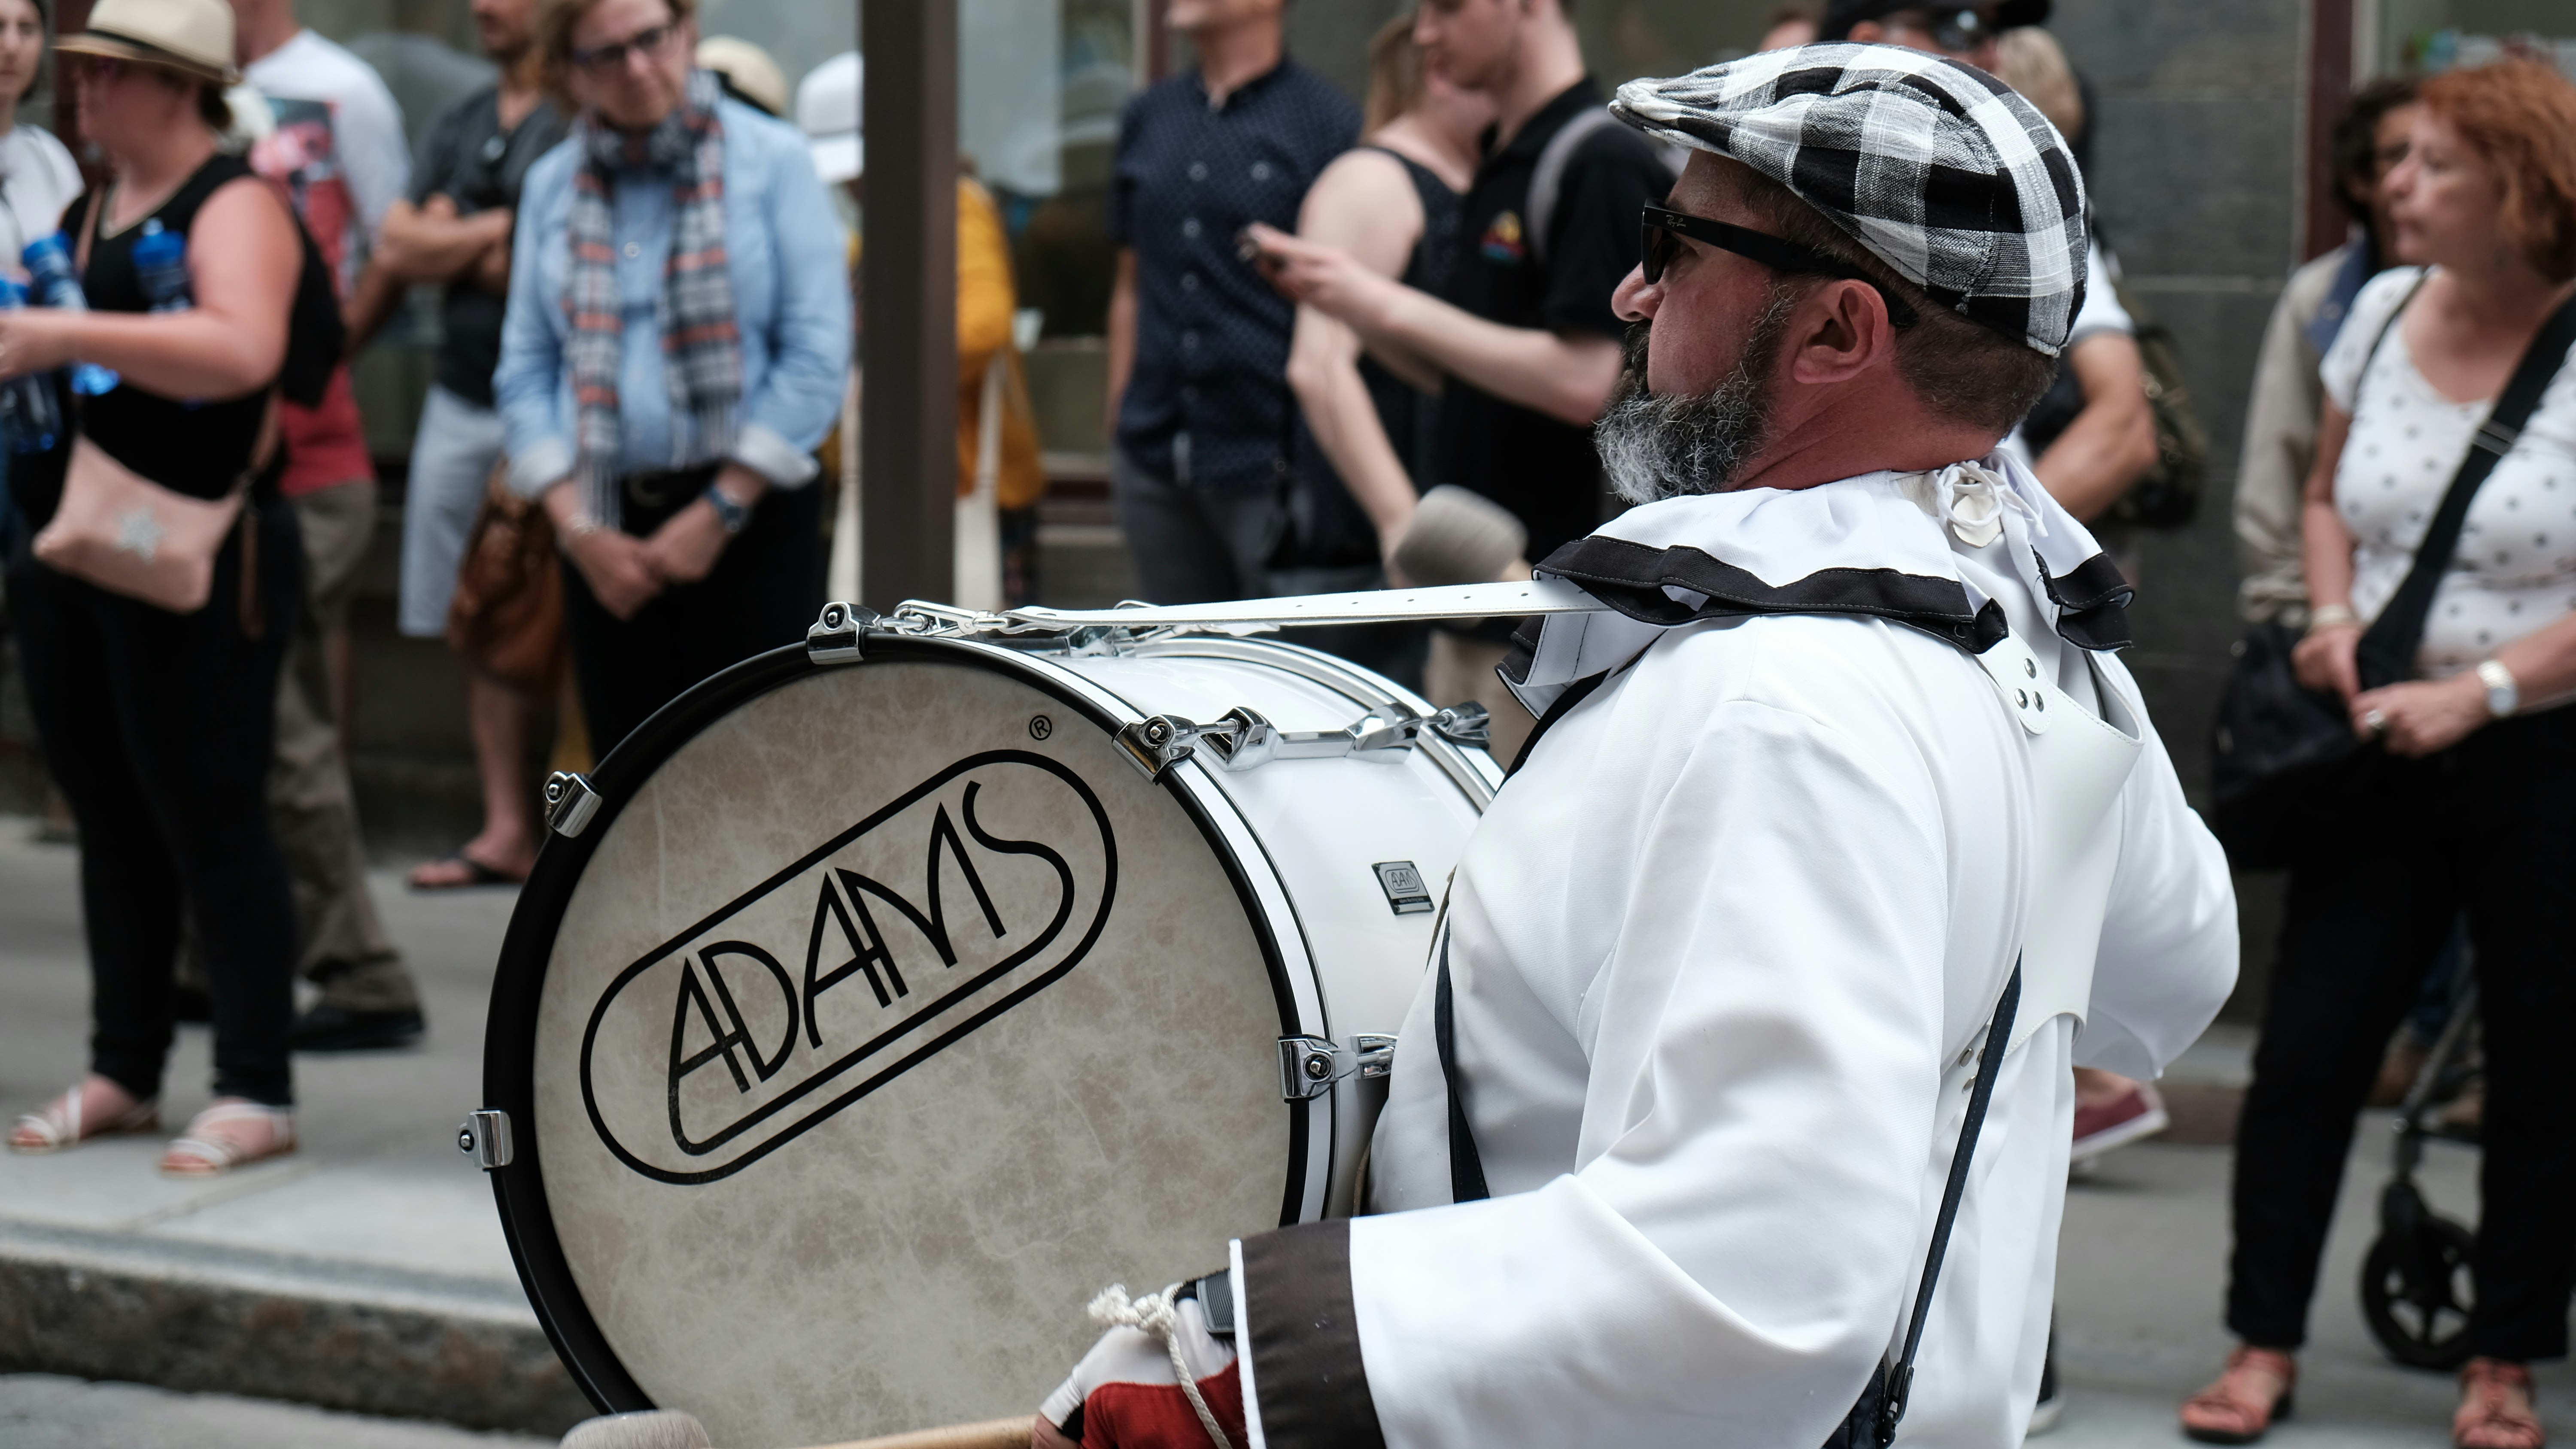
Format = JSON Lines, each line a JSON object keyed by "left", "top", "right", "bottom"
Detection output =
{"left": 1223, "top": 458, "right": 2237, "bottom": 1449}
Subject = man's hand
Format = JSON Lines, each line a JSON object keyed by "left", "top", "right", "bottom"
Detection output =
{"left": 1037, "top": 1284, "right": 1243, "bottom": 1449}
{"left": 2350, "top": 672, "right": 2489, "bottom": 756}
{"left": 643, "top": 465, "right": 769, "bottom": 584}
{"left": 471, "top": 232, "right": 513, "bottom": 295}
{"left": 2292, "top": 621, "right": 2361, "bottom": 700}
{"left": 567, "top": 527, "right": 665, "bottom": 621}
{"left": 1244, "top": 221, "right": 1401, "bottom": 331}
{"left": 378, "top": 194, "right": 514, "bottom": 286}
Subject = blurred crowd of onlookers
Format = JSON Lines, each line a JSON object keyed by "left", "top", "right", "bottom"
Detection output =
{"left": 6, "top": 0, "right": 2576, "bottom": 1439}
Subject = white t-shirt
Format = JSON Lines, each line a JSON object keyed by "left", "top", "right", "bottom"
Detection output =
{"left": 0, "top": 123, "right": 82, "bottom": 268}
{"left": 2323, "top": 266, "right": 2576, "bottom": 682}
{"left": 243, "top": 28, "right": 410, "bottom": 293}
{"left": 1998, "top": 240, "right": 2134, "bottom": 470}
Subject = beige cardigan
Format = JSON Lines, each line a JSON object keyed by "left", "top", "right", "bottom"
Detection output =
{"left": 2233, "top": 244, "right": 2361, "bottom": 626}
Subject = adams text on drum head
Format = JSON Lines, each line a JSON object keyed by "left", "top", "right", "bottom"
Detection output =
{"left": 575, "top": 750, "right": 1118, "bottom": 1185}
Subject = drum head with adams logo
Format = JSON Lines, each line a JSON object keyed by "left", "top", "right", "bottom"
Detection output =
{"left": 486, "top": 640, "right": 1312, "bottom": 1449}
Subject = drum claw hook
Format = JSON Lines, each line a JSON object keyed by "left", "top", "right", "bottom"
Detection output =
{"left": 1277, "top": 1034, "right": 1399, "bottom": 1101}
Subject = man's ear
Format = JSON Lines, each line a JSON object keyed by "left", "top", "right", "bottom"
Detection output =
{"left": 1788, "top": 278, "right": 1899, "bottom": 385}
{"left": 1847, "top": 19, "right": 1888, "bottom": 43}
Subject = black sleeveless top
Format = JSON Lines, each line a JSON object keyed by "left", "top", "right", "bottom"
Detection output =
{"left": 59, "top": 156, "right": 276, "bottom": 506}
{"left": 1279, "top": 148, "right": 1466, "bottom": 570}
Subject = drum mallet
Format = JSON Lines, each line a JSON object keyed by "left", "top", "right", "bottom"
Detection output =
{"left": 559, "top": 1409, "right": 1036, "bottom": 1449}
{"left": 802, "top": 1419, "right": 1035, "bottom": 1449}
{"left": 1390, "top": 485, "right": 1530, "bottom": 587}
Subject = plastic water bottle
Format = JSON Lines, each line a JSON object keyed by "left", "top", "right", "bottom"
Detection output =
{"left": 0, "top": 278, "right": 61, "bottom": 454}
{"left": 22, "top": 232, "right": 121, "bottom": 396}
{"left": 132, "top": 222, "right": 191, "bottom": 312}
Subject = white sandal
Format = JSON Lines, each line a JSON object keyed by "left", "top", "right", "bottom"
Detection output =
{"left": 9, "top": 1080, "right": 159, "bottom": 1154}
{"left": 158, "top": 1100, "right": 296, "bottom": 1177}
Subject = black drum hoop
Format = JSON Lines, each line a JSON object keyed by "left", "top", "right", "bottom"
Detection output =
{"left": 480, "top": 635, "right": 1318, "bottom": 1415}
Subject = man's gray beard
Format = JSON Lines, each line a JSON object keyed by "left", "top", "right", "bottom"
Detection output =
{"left": 1596, "top": 288, "right": 1797, "bottom": 505}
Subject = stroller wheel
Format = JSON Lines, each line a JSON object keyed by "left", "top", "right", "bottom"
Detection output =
{"left": 2360, "top": 1214, "right": 2476, "bottom": 1370}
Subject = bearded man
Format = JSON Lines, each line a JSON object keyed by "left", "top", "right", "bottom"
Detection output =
{"left": 1037, "top": 43, "right": 2236, "bottom": 1449}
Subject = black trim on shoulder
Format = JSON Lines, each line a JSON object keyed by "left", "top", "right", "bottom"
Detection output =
{"left": 1240, "top": 1220, "right": 1386, "bottom": 1449}
{"left": 1537, "top": 534, "right": 1999, "bottom": 649}
{"left": 1499, "top": 617, "right": 1545, "bottom": 689}
{"left": 1500, "top": 534, "right": 2121, "bottom": 692}
{"left": 2037, "top": 551, "right": 2135, "bottom": 652}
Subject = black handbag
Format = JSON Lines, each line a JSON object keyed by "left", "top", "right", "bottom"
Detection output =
{"left": 2212, "top": 285, "right": 2576, "bottom": 867}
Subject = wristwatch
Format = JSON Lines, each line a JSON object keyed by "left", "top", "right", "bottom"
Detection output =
{"left": 701, "top": 481, "right": 752, "bottom": 536}
{"left": 2476, "top": 658, "right": 2520, "bottom": 719}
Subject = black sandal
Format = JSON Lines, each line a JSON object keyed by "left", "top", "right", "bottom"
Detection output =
{"left": 407, "top": 852, "right": 527, "bottom": 891}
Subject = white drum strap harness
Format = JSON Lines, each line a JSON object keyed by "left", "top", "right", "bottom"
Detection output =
{"left": 1422, "top": 606, "right": 2134, "bottom": 1447}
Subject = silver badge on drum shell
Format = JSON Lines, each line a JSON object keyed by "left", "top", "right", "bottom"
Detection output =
{"left": 577, "top": 750, "right": 1117, "bottom": 1185}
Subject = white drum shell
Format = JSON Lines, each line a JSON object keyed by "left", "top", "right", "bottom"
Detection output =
{"left": 511, "top": 634, "right": 1492, "bottom": 1448}
{"left": 1034, "top": 639, "right": 1499, "bottom": 1216}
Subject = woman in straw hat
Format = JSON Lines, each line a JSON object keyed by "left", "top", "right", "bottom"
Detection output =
{"left": 5, "top": 0, "right": 318, "bottom": 1174}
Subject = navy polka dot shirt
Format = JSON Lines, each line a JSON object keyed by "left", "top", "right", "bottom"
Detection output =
{"left": 1110, "top": 60, "right": 1358, "bottom": 490}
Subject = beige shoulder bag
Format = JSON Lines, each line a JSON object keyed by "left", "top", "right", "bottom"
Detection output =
{"left": 31, "top": 186, "right": 279, "bottom": 629}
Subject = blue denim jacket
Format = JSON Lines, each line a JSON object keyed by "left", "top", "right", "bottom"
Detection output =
{"left": 496, "top": 95, "right": 851, "bottom": 498}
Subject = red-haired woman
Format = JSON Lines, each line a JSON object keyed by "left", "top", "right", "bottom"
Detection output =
{"left": 2183, "top": 58, "right": 2576, "bottom": 1449}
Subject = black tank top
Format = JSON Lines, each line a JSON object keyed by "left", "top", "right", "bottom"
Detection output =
{"left": 65, "top": 155, "right": 276, "bottom": 501}
{"left": 1281, "top": 148, "right": 1467, "bottom": 570}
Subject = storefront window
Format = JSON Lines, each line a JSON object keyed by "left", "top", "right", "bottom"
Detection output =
{"left": 2365, "top": 0, "right": 2576, "bottom": 78}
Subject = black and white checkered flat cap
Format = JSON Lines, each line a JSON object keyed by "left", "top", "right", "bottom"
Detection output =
{"left": 1612, "top": 42, "right": 2089, "bottom": 356}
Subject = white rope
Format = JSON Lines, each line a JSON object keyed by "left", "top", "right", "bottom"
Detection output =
{"left": 1087, "top": 1283, "right": 1233, "bottom": 1449}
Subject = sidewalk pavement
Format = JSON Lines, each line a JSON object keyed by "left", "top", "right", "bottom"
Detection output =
{"left": 0, "top": 1373, "right": 550, "bottom": 1447}
{"left": 0, "top": 813, "right": 2569, "bottom": 1446}
{"left": 0, "top": 823, "right": 587, "bottom": 1436}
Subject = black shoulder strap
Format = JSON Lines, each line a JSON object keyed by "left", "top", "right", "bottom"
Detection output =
{"left": 2356, "top": 287, "right": 2576, "bottom": 689}
{"left": 1356, "top": 142, "right": 1447, "bottom": 206}
{"left": 1526, "top": 107, "right": 1624, "bottom": 266}
{"left": 1831, "top": 965, "right": 2023, "bottom": 1448}
{"left": 1435, "top": 665, "right": 1613, "bottom": 1204}
{"left": 1434, "top": 931, "right": 1488, "bottom": 1204}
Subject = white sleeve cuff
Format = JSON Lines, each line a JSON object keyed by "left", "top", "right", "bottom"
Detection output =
{"left": 1232, "top": 1237, "right": 1265, "bottom": 1449}
{"left": 507, "top": 438, "right": 574, "bottom": 500}
{"left": 732, "top": 423, "right": 821, "bottom": 488}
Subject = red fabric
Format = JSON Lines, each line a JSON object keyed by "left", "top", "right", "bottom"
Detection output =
{"left": 1080, "top": 1361, "right": 1247, "bottom": 1449}
{"left": 278, "top": 363, "right": 374, "bottom": 497}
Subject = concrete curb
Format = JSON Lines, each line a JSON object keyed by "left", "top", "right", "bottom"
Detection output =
{"left": 0, "top": 1219, "right": 589, "bottom": 1437}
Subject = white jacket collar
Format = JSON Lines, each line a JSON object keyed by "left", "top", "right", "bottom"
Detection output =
{"left": 1504, "top": 452, "right": 2132, "bottom": 715}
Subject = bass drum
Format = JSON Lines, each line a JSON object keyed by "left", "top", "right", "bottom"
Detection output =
{"left": 482, "top": 621, "right": 1496, "bottom": 1449}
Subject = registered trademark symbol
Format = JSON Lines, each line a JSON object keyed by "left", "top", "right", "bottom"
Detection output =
{"left": 1028, "top": 715, "right": 1054, "bottom": 740}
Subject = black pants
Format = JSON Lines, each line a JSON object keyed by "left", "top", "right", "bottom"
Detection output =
{"left": 8, "top": 502, "right": 303, "bottom": 1106}
{"left": 562, "top": 470, "right": 821, "bottom": 759}
{"left": 2228, "top": 706, "right": 2576, "bottom": 1360}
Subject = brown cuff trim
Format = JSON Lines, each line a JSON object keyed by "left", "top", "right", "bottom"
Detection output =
{"left": 1240, "top": 1219, "right": 1385, "bottom": 1449}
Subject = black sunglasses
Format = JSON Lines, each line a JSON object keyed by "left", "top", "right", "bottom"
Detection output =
{"left": 571, "top": 20, "right": 679, "bottom": 75}
{"left": 1640, "top": 204, "right": 1920, "bottom": 328}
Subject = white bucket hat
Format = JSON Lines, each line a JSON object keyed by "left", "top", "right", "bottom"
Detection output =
{"left": 795, "top": 51, "right": 863, "bottom": 185}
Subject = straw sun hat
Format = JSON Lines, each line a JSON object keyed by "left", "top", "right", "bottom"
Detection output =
{"left": 55, "top": 0, "right": 241, "bottom": 86}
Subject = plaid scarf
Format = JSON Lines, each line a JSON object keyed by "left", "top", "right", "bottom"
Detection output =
{"left": 565, "top": 69, "right": 742, "bottom": 527}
